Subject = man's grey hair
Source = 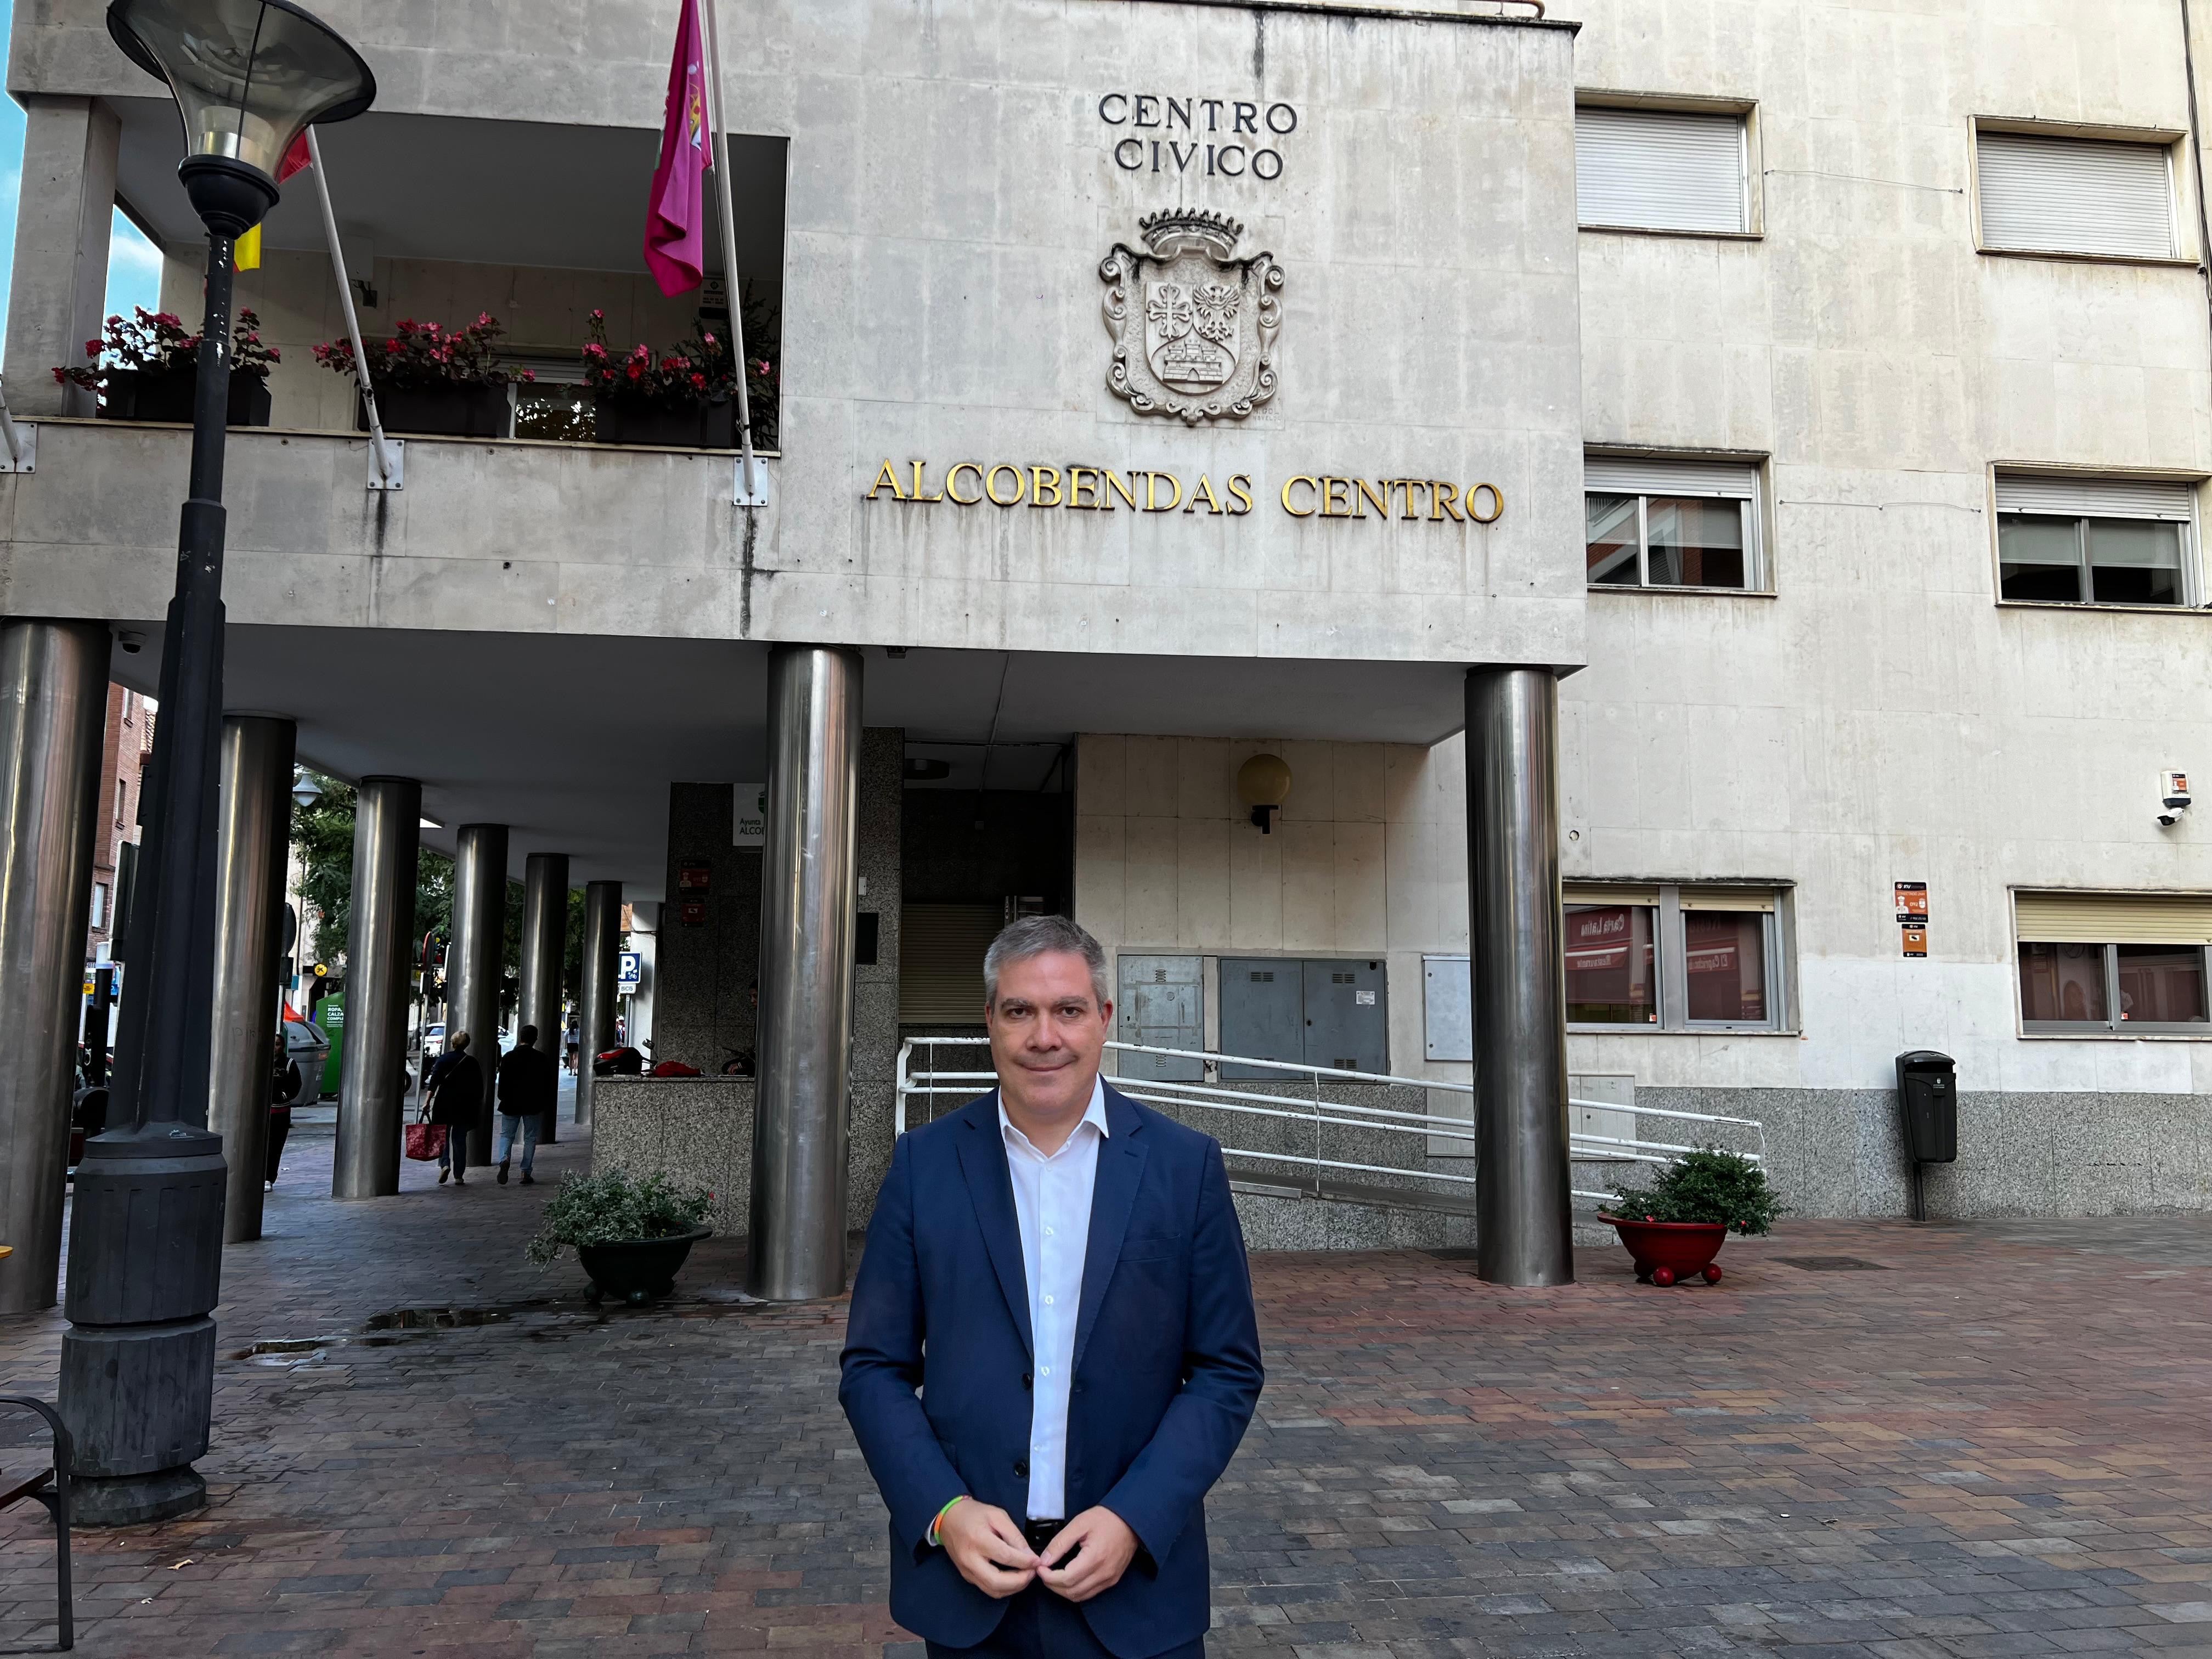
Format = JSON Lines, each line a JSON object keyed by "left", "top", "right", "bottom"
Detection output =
{"left": 983, "top": 915, "right": 1110, "bottom": 1010}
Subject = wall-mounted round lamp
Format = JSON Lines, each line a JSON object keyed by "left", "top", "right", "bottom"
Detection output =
{"left": 108, "top": 0, "right": 377, "bottom": 233}
{"left": 1237, "top": 753, "right": 1292, "bottom": 834}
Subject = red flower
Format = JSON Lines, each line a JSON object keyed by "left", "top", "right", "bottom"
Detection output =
{"left": 520, "top": 369, "right": 537, "bottom": 383}
{"left": 49, "top": 367, "right": 64, "bottom": 383}
{"left": 702, "top": 331, "right": 717, "bottom": 346}
{"left": 690, "top": 372, "right": 706, "bottom": 389}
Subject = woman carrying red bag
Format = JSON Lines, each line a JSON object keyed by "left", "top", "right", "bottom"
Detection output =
{"left": 423, "top": 1031, "right": 486, "bottom": 1187}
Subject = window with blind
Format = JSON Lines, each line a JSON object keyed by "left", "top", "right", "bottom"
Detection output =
{"left": 1994, "top": 472, "right": 2197, "bottom": 607}
{"left": 2015, "top": 891, "right": 2212, "bottom": 1032}
{"left": 1585, "top": 455, "right": 1763, "bottom": 591}
{"left": 1976, "top": 130, "right": 2179, "bottom": 261}
{"left": 1576, "top": 106, "right": 1750, "bottom": 234}
{"left": 1565, "top": 883, "right": 1786, "bottom": 1031}
{"left": 898, "top": 903, "right": 1003, "bottom": 1024}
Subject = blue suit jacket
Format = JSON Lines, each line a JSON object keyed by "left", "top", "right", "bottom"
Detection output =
{"left": 839, "top": 1085, "right": 1263, "bottom": 1657}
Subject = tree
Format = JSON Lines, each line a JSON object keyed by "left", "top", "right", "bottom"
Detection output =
{"left": 290, "top": 771, "right": 454, "bottom": 972}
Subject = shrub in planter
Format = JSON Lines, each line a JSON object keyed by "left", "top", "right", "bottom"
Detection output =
{"left": 525, "top": 1167, "right": 713, "bottom": 1304}
{"left": 1600, "top": 1148, "right": 1782, "bottom": 1286}
{"left": 55, "top": 306, "right": 279, "bottom": 426}
{"left": 314, "top": 313, "right": 535, "bottom": 438}
{"left": 580, "top": 292, "right": 777, "bottom": 451}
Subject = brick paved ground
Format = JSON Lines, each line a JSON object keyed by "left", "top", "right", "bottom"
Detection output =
{"left": 2, "top": 1116, "right": 2211, "bottom": 1657}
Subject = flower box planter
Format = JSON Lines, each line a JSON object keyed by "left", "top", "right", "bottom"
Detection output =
{"left": 575, "top": 1226, "right": 711, "bottom": 1305}
{"left": 100, "top": 368, "right": 272, "bottom": 427}
{"left": 1600, "top": 1214, "right": 1729, "bottom": 1286}
{"left": 591, "top": 393, "right": 736, "bottom": 450}
{"left": 358, "top": 383, "right": 509, "bottom": 439}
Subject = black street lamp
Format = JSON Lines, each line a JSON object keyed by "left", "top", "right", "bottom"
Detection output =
{"left": 61, "top": 0, "right": 373, "bottom": 1527}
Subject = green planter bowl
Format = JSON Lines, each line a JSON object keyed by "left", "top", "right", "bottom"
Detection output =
{"left": 574, "top": 1226, "right": 712, "bottom": 1305}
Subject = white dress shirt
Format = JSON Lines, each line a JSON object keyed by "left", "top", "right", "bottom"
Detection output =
{"left": 998, "top": 1076, "right": 1109, "bottom": 1521}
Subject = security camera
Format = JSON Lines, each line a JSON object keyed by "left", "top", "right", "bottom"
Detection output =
{"left": 116, "top": 629, "right": 143, "bottom": 655}
{"left": 2158, "top": 769, "right": 2192, "bottom": 827}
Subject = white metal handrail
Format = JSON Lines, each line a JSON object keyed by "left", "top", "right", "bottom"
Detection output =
{"left": 895, "top": 1037, "right": 1768, "bottom": 1211}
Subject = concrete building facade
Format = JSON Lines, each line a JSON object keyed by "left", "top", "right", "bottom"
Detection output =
{"left": 0, "top": 0, "right": 2208, "bottom": 1305}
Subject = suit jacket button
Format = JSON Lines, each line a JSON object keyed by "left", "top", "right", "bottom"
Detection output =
{"left": 1013, "top": 1459, "right": 1029, "bottom": 1479}
{"left": 1022, "top": 1373, "right": 1032, "bottom": 1390}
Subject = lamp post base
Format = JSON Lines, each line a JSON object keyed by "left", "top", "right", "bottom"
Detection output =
{"left": 69, "top": 1465, "right": 206, "bottom": 1528}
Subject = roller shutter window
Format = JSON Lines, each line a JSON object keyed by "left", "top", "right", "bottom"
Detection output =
{"left": 2015, "top": 891, "right": 2212, "bottom": 1031}
{"left": 1994, "top": 472, "right": 2197, "bottom": 607}
{"left": 1576, "top": 106, "right": 1748, "bottom": 234}
{"left": 1585, "top": 455, "right": 1762, "bottom": 591}
{"left": 1976, "top": 131, "right": 2178, "bottom": 260}
{"left": 898, "top": 903, "right": 1003, "bottom": 1024}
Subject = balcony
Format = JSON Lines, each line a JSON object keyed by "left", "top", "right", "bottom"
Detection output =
{"left": 94, "top": 106, "right": 786, "bottom": 453}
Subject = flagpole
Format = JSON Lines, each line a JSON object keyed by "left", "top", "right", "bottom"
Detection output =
{"left": 306, "top": 128, "right": 395, "bottom": 486}
{"left": 698, "top": 0, "right": 760, "bottom": 505}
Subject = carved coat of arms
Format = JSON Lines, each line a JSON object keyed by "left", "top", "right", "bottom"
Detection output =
{"left": 1101, "top": 210, "right": 1282, "bottom": 425}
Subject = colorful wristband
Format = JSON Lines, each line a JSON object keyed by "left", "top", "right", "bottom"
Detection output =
{"left": 928, "top": 1494, "right": 968, "bottom": 1548}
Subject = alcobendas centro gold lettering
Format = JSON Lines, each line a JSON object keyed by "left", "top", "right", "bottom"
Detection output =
{"left": 866, "top": 462, "right": 1497, "bottom": 523}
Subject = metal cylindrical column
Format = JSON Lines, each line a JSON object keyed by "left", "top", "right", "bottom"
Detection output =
{"left": 332, "top": 777, "right": 419, "bottom": 1199}
{"left": 449, "top": 824, "right": 509, "bottom": 1163}
{"left": 1466, "top": 667, "right": 1573, "bottom": 1287}
{"left": 751, "top": 644, "right": 861, "bottom": 1302}
{"left": 575, "top": 880, "right": 620, "bottom": 1130}
{"left": 207, "top": 716, "right": 294, "bottom": 1244}
{"left": 0, "top": 620, "right": 109, "bottom": 1315}
{"left": 519, "top": 853, "right": 568, "bottom": 1141}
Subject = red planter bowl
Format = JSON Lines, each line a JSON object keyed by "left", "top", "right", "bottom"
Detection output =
{"left": 1600, "top": 1214, "right": 1729, "bottom": 1286}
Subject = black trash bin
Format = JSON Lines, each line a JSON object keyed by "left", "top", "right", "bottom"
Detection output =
{"left": 1895, "top": 1051, "right": 1957, "bottom": 1163}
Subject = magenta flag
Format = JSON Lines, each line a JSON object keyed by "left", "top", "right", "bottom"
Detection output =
{"left": 644, "top": 0, "right": 710, "bottom": 296}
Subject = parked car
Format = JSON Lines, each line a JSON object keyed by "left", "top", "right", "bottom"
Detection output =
{"left": 420, "top": 1021, "right": 445, "bottom": 1058}
{"left": 276, "top": 1016, "right": 330, "bottom": 1105}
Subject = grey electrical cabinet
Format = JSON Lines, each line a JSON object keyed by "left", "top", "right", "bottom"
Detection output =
{"left": 1220, "top": 957, "right": 1387, "bottom": 1079}
{"left": 1116, "top": 955, "right": 1203, "bottom": 1081}
{"left": 1304, "top": 959, "right": 1387, "bottom": 1074}
{"left": 1219, "top": 961, "right": 1302, "bottom": 1079}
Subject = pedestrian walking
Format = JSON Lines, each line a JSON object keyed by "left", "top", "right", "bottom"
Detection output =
{"left": 563, "top": 1015, "right": 580, "bottom": 1075}
{"left": 424, "top": 1030, "right": 484, "bottom": 1186}
{"left": 840, "top": 915, "right": 1262, "bottom": 1659}
{"left": 494, "top": 1024, "right": 558, "bottom": 1186}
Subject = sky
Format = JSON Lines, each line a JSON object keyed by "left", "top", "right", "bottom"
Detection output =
{"left": 0, "top": 0, "right": 168, "bottom": 369}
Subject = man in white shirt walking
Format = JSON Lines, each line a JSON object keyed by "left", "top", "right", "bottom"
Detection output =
{"left": 842, "top": 915, "right": 1264, "bottom": 1658}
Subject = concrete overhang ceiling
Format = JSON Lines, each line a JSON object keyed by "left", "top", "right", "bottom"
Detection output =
{"left": 110, "top": 99, "right": 787, "bottom": 283}
{"left": 106, "top": 628, "right": 1469, "bottom": 900}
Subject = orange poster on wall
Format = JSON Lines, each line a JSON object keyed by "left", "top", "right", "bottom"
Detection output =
{"left": 1894, "top": 881, "right": 1927, "bottom": 923}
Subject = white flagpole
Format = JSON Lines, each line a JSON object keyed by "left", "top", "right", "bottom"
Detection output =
{"left": 306, "top": 127, "right": 396, "bottom": 487}
{"left": 698, "top": 0, "right": 762, "bottom": 506}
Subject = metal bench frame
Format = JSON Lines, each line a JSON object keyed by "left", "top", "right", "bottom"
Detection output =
{"left": 0, "top": 1397, "right": 72, "bottom": 1653}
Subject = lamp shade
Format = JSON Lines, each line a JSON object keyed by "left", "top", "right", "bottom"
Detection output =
{"left": 108, "top": 0, "right": 374, "bottom": 229}
{"left": 1237, "top": 753, "right": 1293, "bottom": 809}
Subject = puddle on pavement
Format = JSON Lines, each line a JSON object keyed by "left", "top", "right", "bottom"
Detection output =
{"left": 233, "top": 1338, "right": 332, "bottom": 1367}
{"left": 227, "top": 1294, "right": 786, "bottom": 1368}
{"left": 363, "top": 1306, "right": 522, "bottom": 1331}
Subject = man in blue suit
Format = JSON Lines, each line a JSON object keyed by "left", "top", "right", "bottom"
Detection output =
{"left": 842, "top": 915, "right": 1263, "bottom": 1658}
